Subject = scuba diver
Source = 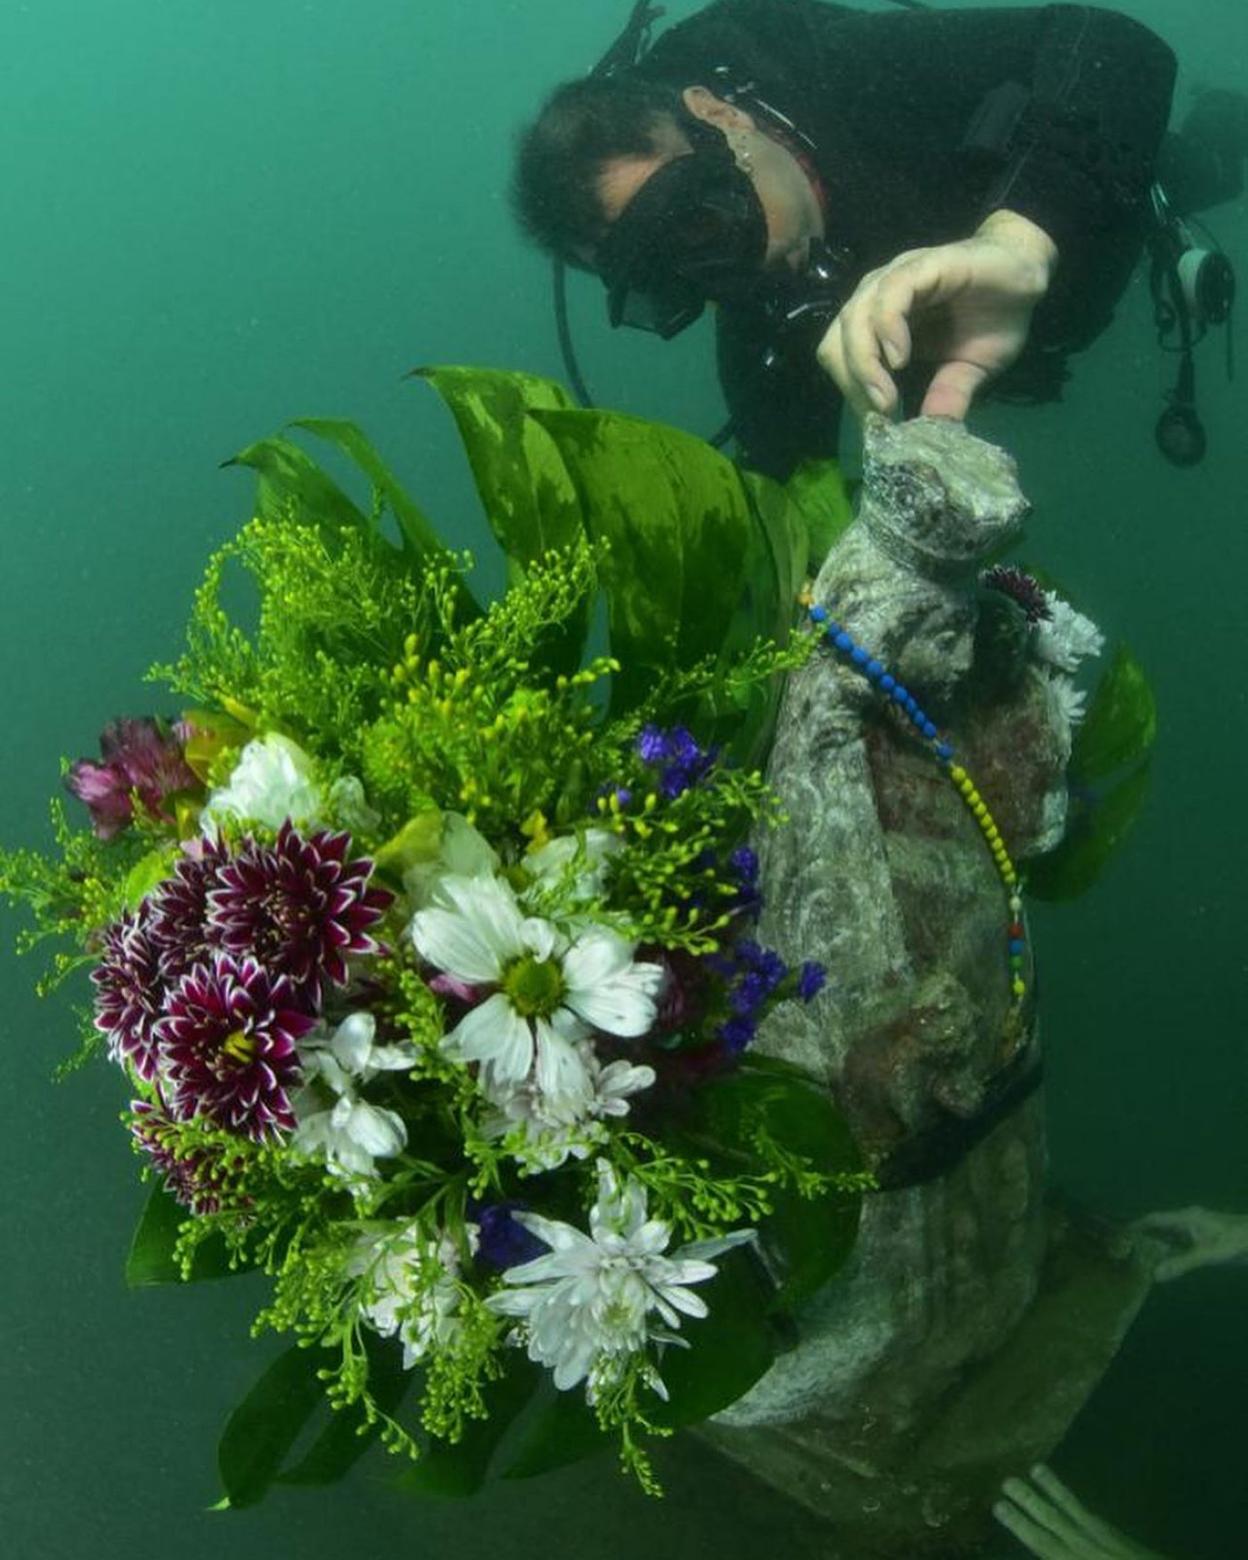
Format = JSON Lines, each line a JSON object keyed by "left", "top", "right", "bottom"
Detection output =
{"left": 512, "top": 1, "right": 1245, "bottom": 479}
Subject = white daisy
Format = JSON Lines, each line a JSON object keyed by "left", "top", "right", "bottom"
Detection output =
{"left": 1034, "top": 596, "right": 1104, "bottom": 675}
{"left": 409, "top": 874, "right": 665, "bottom": 1095}
{"left": 485, "top": 1159, "right": 756, "bottom": 1399}
{"left": 200, "top": 732, "right": 325, "bottom": 831}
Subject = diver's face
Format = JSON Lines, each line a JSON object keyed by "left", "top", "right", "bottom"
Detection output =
{"left": 595, "top": 89, "right": 824, "bottom": 273}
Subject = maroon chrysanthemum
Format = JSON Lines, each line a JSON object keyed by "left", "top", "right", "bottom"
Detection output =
{"left": 66, "top": 716, "right": 200, "bottom": 840}
{"left": 146, "top": 834, "right": 233, "bottom": 982}
{"left": 91, "top": 910, "right": 168, "bottom": 1080}
{"left": 157, "top": 952, "right": 314, "bottom": 1142}
{"left": 129, "top": 1097, "right": 245, "bottom": 1215}
{"left": 980, "top": 565, "right": 1053, "bottom": 625}
{"left": 206, "top": 822, "right": 392, "bottom": 1004}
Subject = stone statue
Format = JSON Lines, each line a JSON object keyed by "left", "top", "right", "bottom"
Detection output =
{"left": 697, "top": 416, "right": 1157, "bottom": 1556}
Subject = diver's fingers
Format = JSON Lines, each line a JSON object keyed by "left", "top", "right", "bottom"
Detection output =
{"left": 1131, "top": 1206, "right": 1216, "bottom": 1241}
{"left": 1153, "top": 1248, "right": 1213, "bottom": 1282}
{"left": 816, "top": 311, "right": 879, "bottom": 420}
{"left": 1028, "top": 1466, "right": 1123, "bottom": 1548}
{"left": 999, "top": 1475, "right": 1095, "bottom": 1554}
{"left": 993, "top": 1497, "right": 1078, "bottom": 1559}
{"left": 918, "top": 359, "right": 988, "bottom": 420}
{"left": 839, "top": 280, "right": 898, "bottom": 415}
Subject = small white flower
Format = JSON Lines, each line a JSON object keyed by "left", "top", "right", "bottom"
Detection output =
{"left": 1045, "top": 672, "right": 1088, "bottom": 730}
{"left": 291, "top": 1089, "right": 406, "bottom": 1178}
{"left": 480, "top": 1043, "right": 657, "bottom": 1173}
{"left": 402, "top": 812, "right": 500, "bottom": 910}
{"left": 485, "top": 1159, "right": 755, "bottom": 1399}
{"left": 349, "top": 1222, "right": 479, "bottom": 1369}
{"left": 200, "top": 732, "right": 325, "bottom": 831}
{"left": 290, "top": 1012, "right": 418, "bottom": 1178}
{"left": 523, "top": 828, "right": 623, "bottom": 904}
{"left": 1034, "top": 596, "right": 1104, "bottom": 675}
{"left": 409, "top": 874, "right": 665, "bottom": 1095}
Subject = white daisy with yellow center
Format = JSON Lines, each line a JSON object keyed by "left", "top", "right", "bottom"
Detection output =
{"left": 409, "top": 874, "right": 665, "bottom": 1099}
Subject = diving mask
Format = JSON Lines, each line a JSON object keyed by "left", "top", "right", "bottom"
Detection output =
{"left": 595, "top": 118, "right": 769, "bottom": 338}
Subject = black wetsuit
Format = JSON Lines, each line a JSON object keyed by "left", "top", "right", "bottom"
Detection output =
{"left": 632, "top": 1, "right": 1180, "bottom": 478}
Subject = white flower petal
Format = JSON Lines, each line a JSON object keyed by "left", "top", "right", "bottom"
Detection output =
{"left": 330, "top": 1011, "right": 376, "bottom": 1074}
{"left": 410, "top": 905, "right": 504, "bottom": 984}
{"left": 442, "top": 992, "right": 533, "bottom": 1082}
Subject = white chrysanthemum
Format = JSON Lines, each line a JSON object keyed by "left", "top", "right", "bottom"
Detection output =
{"left": 200, "top": 732, "right": 324, "bottom": 831}
{"left": 402, "top": 812, "right": 500, "bottom": 910}
{"left": 1045, "top": 672, "right": 1088, "bottom": 730}
{"left": 409, "top": 874, "right": 665, "bottom": 1095}
{"left": 291, "top": 1012, "right": 419, "bottom": 1178}
{"left": 480, "top": 1043, "right": 657, "bottom": 1173}
{"left": 349, "top": 1222, "right": 479, "bottom": 1369}
{"left": 523, "top": 827, "right": 623, "bottom": 904}
{"left": 485, "top": 1159, "right": 756, "bottom": 1399}
{"left": 1034, "top": 596, "right": 1104, "bottom": 674}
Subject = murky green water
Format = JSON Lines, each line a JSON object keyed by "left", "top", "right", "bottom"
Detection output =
{"left": 1, "top": 3, "right": 1244, "bottom": 1556}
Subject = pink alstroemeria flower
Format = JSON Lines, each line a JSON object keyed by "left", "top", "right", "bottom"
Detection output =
{"left": 66, "top": 717, "right": 199, "bottom": 839}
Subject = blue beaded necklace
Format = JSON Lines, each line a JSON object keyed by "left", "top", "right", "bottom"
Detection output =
{"left": 802, "top": 594, "right": 1027, "bottom": 1005}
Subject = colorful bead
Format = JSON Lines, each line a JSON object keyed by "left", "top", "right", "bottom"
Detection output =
{"left": 806, "top": 600, "right": 1026, "bottom": 1006}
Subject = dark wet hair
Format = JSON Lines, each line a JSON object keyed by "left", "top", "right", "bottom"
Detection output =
{"left": 511, "top": 74, "right": 696, "bottom": 266}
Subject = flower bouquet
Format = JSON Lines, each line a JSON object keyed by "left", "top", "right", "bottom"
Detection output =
{"left": 1, "top": 369, "right": 872, "bottom": 1504}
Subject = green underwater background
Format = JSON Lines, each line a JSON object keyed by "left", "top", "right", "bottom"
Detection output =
{"left": 0, "top": 1, "right": 1244, "bottom": 1556}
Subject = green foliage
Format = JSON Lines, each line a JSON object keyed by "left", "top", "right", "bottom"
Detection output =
{"left": 1028, "top": 643, "right": 1158, "bottom": 901}
{"left": 151, "top": 513, "right": 460, "bottom": 773}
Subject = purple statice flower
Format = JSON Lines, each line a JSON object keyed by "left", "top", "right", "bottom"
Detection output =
{"left": 635, "top": 723, "right": 718, "bottom": 800}
{"left": 980, "top": 565, "right": 1052, "bottom": 625}
{"left": 797, "top": 960, "right": 827, "bottom": 1002}
{"left": 718, "top": 1014, "right": 757, "bottom": 1055}
{"left": 91, "top": 909, "right": 168, "bottom": 1080}
{"left": 158, "top": 951, "right": 314, "bottom": 1142}
{"left": 66, "top": 717, "right": 200, "bottom": 841}
{"left": 207, "top": 822, "right": 392, "bottom": 1005}
{"left": 129, "top": 1096, "right": 240, "bottom": 1215}
{"left": 469, "top": 1200, "right": 548, "bottom": 1271}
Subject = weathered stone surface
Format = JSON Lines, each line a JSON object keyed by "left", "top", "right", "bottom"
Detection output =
{"left": 697, "top": 417, "right": 1151, "bottom": 1551}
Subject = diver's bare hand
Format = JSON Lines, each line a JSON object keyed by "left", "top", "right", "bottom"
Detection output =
{"left": 994, "top": 1465, "right": 1168, "bottom": 1559}
{"left": 1131, "top": 1205, "right": 1248, "bottom": 1281}
{"left": 815, "top": 209, "right": 1058, "bottom": 422}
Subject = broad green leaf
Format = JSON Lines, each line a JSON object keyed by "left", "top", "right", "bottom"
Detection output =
{"left": 676, "top": 1062, "right": 865, "bottom": 1313}
{"left": 647, "top": 1244, "right": 778, "bottom": 1428}
{"left": 289, "top": 417, "right": 446, "bottom": 567}
{"left": 784, "top": 458, "right": 855, "bottom": 567}
{"left": 1025, "top": 761, "right": 1154, "bottom": 901}
{"left": 499, "top": 1376, "right": 613, "bottom": 1481}
{"left": 278, "top": 1334, "right": 414, "bottom": 1489}
{"left": 1070, "top": 643, "right": 1158, "bottom": 783}
{"left": 723, "top": 470, "right": 810, "bottom": 766}
{"left": 217, "top": 1343, "right": 330, "bottom": 1509}
{"left": 415, "top": 367, "right": 588, "bottom": 670}
{"left": 125, "top": 1183, "right": 243, "bottom": 1286}
{"left": 529, "top": 408, "right": 755, "bottom": 718}
{"left": 414, "top": 366, "right": 583, "bottom": 564}
{"left": 396, "top": 1354, "right": 543, "bottom": 1497}
{"left": 222, "top": 434, "right": 369, "bottom": 536}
